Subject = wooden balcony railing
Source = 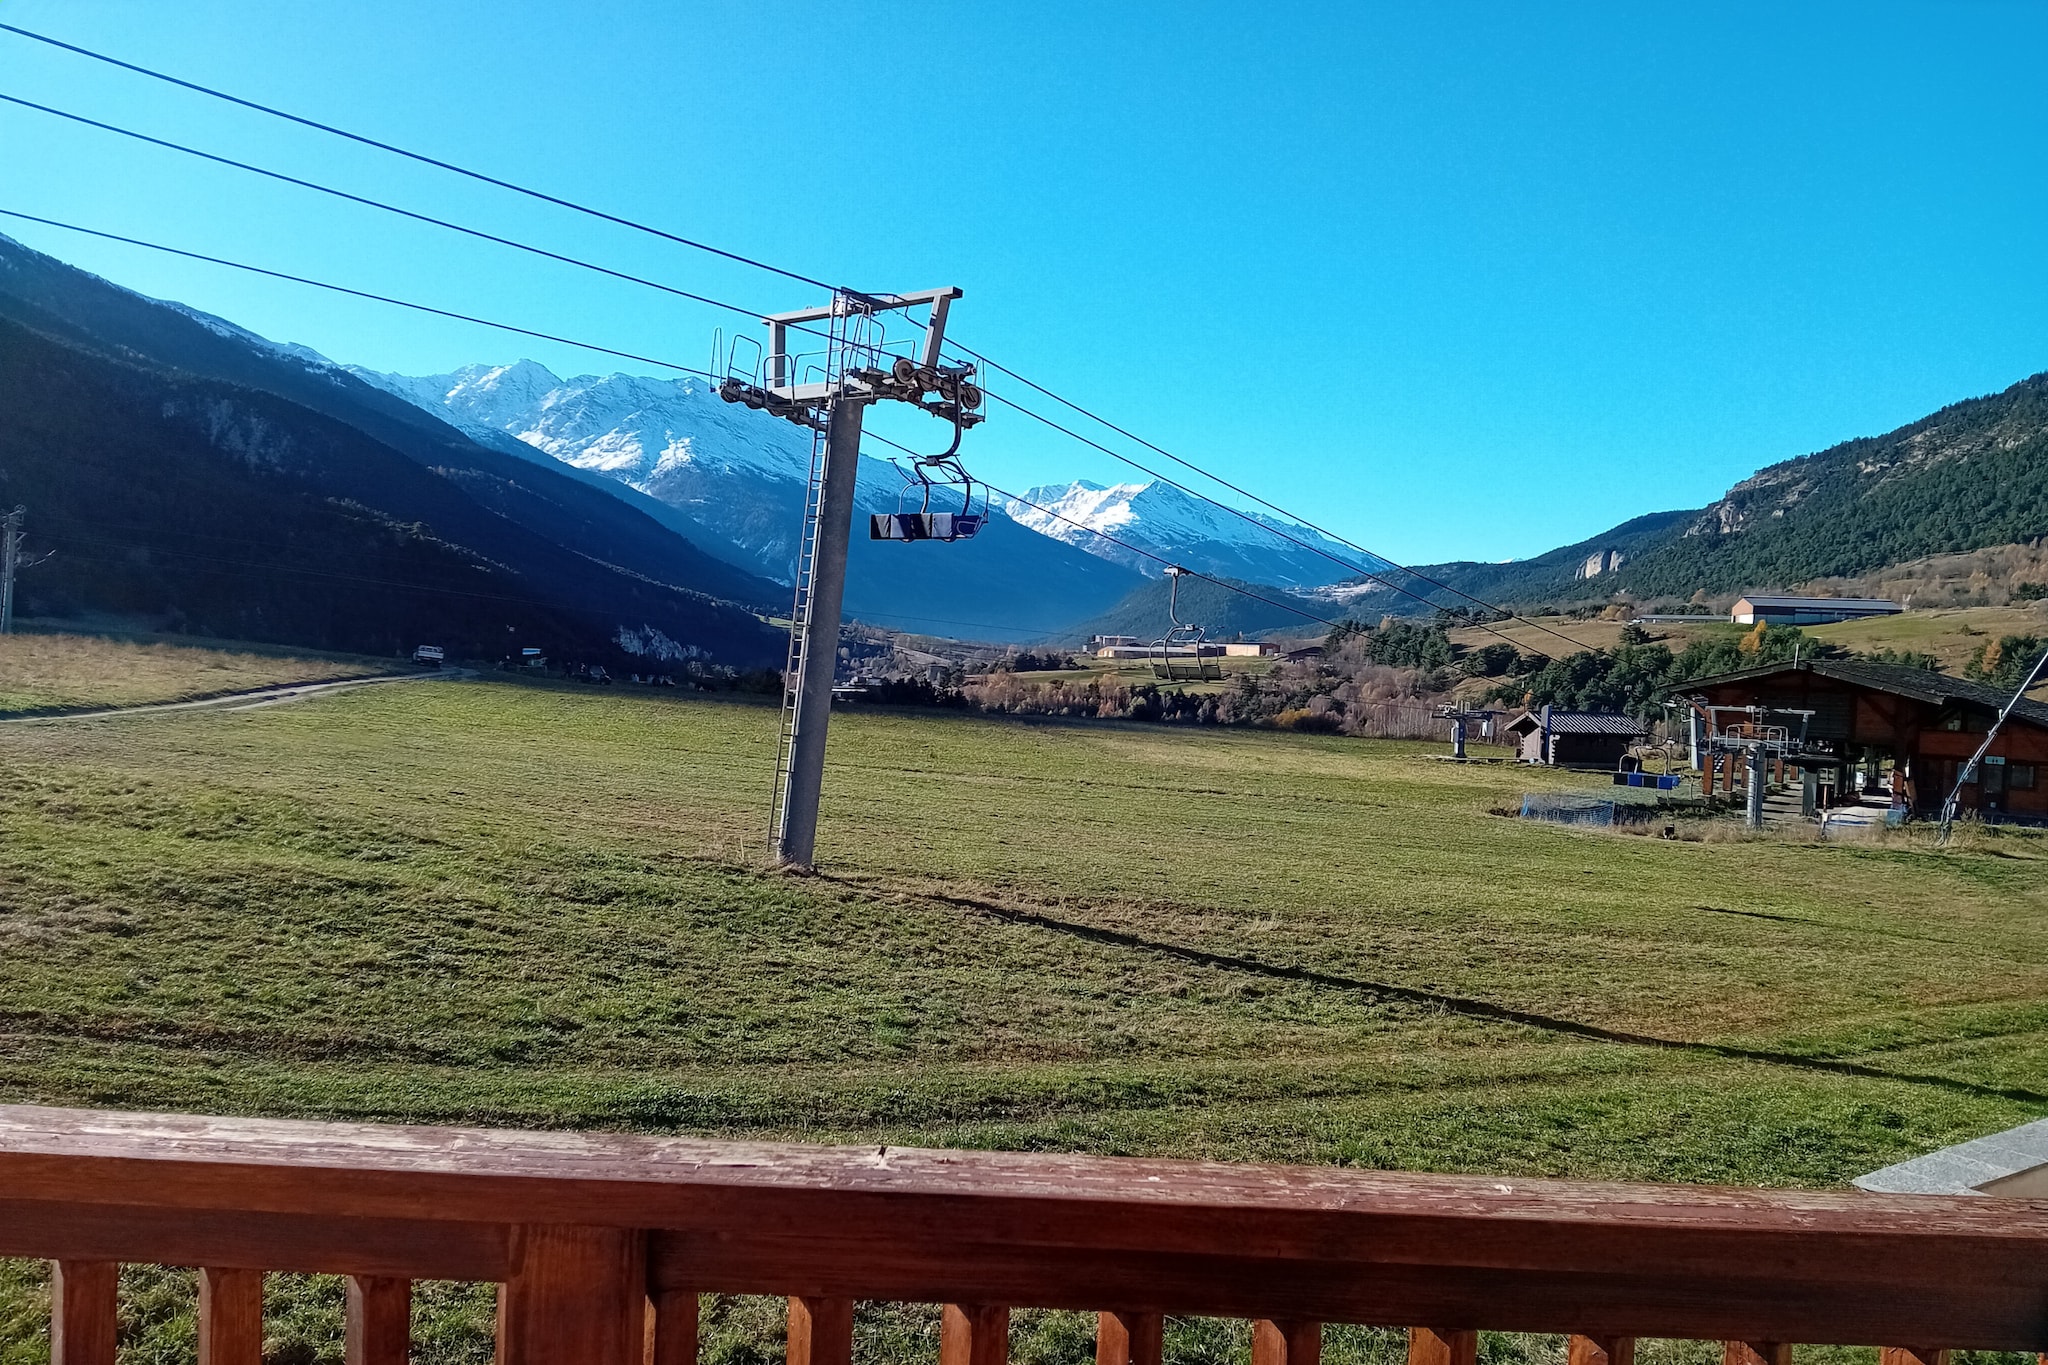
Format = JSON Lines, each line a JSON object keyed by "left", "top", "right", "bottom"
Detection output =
{"left": 3, "top": 1104, "right": 2046, "bottom": 1365}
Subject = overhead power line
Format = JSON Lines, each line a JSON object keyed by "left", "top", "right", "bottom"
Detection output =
{"left": 0, "top": 27, "right": 1587, "bottom": 652}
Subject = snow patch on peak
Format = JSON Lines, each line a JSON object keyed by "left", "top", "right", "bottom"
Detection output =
{"left": 1000, "top": 478, "right": 1364, "bottom": 587}
{"left": 359, "top": 358, "right": 821, "bottom": 511}
{"left": 156, "top": 301, "right": 340, "bottom": 373}
{"left": 448, "top": 359, "right": 565, "bottom": 408}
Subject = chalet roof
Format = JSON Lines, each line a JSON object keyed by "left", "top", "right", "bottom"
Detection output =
{"left": 1733, "top": 595, "right": 1901, "bottom": 612}
{"left": 1682, "top": 659, "right": 2048, "bottom": 730}
{"left": 1502, "top": 709, "right": 1652, "bottom": 737}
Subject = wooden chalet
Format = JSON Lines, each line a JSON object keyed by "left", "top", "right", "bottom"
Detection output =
{"left": 1503, "top": 706, "right": 1651, "bottom": 767}
{"left": 1685, "top": 659, "right": 2048, "bottom": 821}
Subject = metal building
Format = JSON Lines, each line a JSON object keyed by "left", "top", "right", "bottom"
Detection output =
{"left": 1729, "top": 595, "right": 1901, "bottom": 626}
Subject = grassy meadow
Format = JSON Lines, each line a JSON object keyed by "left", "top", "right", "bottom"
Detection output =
{"left": 1807, "top": 602, "right": 2048, "bottom": 675}
{"left": 0, "top": 632, "right": 386, "bottom": 715}
{"left": 1, "top": 663, "right": 2045, "bottom": 1365}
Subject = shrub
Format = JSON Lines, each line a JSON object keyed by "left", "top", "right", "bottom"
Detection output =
{"left": 1963, "top": 635, "right": 2047, "bottom": 691}
{"left": 1862, "top": 648, "right": 1939, "bottom": 671}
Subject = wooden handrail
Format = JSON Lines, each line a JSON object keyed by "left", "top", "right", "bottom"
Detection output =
{"left": 2, "top": 1104, "right": 2045, "bottom": 1365}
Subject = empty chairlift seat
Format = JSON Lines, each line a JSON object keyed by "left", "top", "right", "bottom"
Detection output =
{"left": 870, "top": 512, "right": 985, "bottom": 541}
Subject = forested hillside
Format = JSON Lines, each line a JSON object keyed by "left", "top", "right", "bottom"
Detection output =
{"left": 0, "top": 234, "right": 785, "bottom": 666}
{"left": 1364, "top": 370, "right": 2048, "bottom": 612}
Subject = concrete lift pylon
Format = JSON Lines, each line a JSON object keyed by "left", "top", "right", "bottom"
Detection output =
{"left": 718, "top": 287, "right": 981, "bottom": 869}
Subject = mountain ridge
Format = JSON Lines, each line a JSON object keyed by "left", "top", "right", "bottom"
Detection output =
{"left": 1329, "top": 370, "right": 2048, "bottom": 615}
{"left": 357, "top": 358, "right": 1150, "bottom": 641}
{"left": 1002, "top": 478, "right": 1366, "bottom": 586}
{"left": 0, "top": 232, "right": 785, "bottom": 665}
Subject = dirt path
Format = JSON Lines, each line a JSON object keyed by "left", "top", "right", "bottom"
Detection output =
{"left": 0, "top": 669, "right": 471, "bottom": 723}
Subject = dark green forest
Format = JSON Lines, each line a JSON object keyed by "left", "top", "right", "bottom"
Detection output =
{"left": 1380, "top": 370, "right": 2048, "bottom": 611}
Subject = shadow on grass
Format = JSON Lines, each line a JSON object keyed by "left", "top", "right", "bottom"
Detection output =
{"left": 1693, "top": 903, "right": 2048, "bottom": 961}
{"left": 906, "top": 887, "right": 2048, "bottom": 1106}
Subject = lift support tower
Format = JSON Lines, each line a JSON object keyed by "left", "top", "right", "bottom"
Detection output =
{"left": 719, "top": 288, "right": 981, "bottom": 868}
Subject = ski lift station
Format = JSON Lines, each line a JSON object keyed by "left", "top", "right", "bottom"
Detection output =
{"left": 1688, "top": 658, "right": 2048, "bottom": 822}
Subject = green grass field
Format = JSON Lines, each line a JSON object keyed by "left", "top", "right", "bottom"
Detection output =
{"left": 1, "top": 671, "right": 2044, "bottom": 1365}
{"left": 1807, "top": 603, "right": 2048, "bottom": 676}
{"left": 0, "top": 632, "right": 386, "bottom": 715}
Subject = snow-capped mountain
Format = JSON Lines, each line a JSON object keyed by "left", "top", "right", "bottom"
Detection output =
{"left": 1003, "top": 480, "right": 1370, "bottom": 587}
{"left": 353, "top": 361, "right": 834, "bottom": 575}
{"left": 357, "top": 360, "right": 1145, "bottom": 641}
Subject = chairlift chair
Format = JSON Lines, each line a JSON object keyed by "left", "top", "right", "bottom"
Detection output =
{"left": 1148, "top": 567, "right": 1222, "bottom": 682}
{"left": 871, "top": 452, "right": 987, "bottom": 543}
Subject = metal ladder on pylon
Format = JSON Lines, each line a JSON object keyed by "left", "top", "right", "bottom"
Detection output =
{"left": 768, "top": 298, "right": 869, "bottom": 856}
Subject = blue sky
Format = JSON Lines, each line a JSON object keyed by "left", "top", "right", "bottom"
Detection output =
{"left": 2, "top": 1, "right": 2044, "bottom": 564}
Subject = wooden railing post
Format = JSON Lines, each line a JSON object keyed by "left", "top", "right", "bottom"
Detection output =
{"left": 345, "top": 1276, "right": 410, "bottom": 1365}
{"left": 787, "top": 1297, "right": 853, "bottom": 1365}
{"left": 1097, "top": 1312, "right": 1163, "bottom": 1365}
{"left": 1725, "top": 1343, "right": 1791, "bottom": 1365}
{"left": 1255, "top": 1319, "right": 1321, "bottom": 1365}
{"left": 1569, "top": 1337, "right": 1635, "bottom": 1365}
{"left": 199, "top": 1268, "right": 264, "bottom": 1365}
{"left": 1880, "top": 1351, "right": 1950, "bottom": 1365}
{"left": 650, "top": 1290, "right": 700, "bottom": 1365}
{"left": 497, "top": 1226, "right": 645, "bottom": 1365}
{"left": 1408, "top": 1328, "right": 1474, "bottom": 1365}
{"left": 51, "top": 1261, "right": 118, "bottom": 1365}
{"left": 942, "top": 1304, "right": 1009, "bottom": 1365}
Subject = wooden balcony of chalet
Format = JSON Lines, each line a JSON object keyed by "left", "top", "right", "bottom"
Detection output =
{"left": 3, "top": 1103, "right": 2044, "bottom": 1365}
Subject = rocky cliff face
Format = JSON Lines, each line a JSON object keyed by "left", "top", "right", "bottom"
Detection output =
{"left": 1686, "top": 372, "right": 2048, "bottom": 542}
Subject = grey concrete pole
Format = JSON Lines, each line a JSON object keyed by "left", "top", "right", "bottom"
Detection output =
{"left": 773, "top": 399, "right": 868, "bottom": 869}
{"left": 1746, "top": 747, "right": 1766, "bottom": 829}
{"left": 0, "top": 506, "right": 21, "bottom": 635}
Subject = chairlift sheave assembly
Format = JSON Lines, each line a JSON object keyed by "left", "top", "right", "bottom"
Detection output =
{"left": 1150, "top": 566, "right": 1222, "bottom": 682}
{"left": 868, "top": 358, "right": 988, "bottom": 543}
{"left": 711, "top": 292, "right": 989, "bottom": 544}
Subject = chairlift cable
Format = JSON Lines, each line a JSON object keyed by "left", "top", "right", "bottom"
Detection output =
{"left": 952, "top": 398, "right": 1554, "bottom": 658}
{"left": 0, "top": 208, "right": 724, "bottom": 378}
{"left": 968, "top": 375, "right": 1598, "bottom": 655}
{"left": 0, "top": 24, "right": 1572, "bottom": 654}
{"left": 2, "top": 206, "right": 1532, "bottom": 661}
{"left": 0, "top": 94, "right": 860, "bottom": 352}
{"left": 0, "top": 22, "right": 841, "bottom": 295}
{"left": 0, "top": 34, "right": 1589, "bottom": 651}
{"left": 864, "top": 434, "right": 1356, "bottom": 636}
